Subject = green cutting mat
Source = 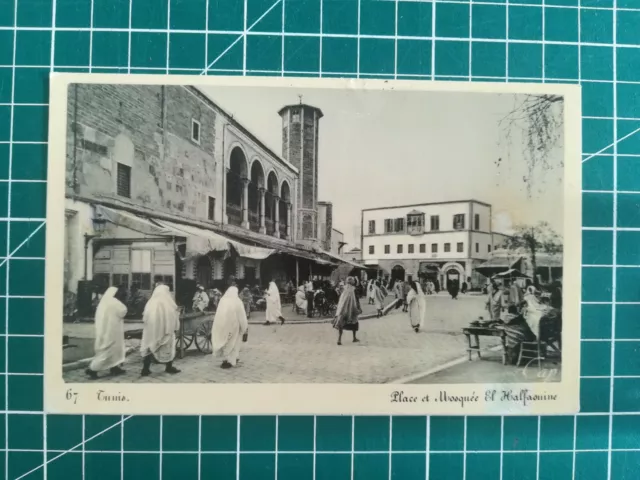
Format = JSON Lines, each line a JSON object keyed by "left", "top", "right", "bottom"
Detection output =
{"left": 1, "top": 0, "right": 639, "bottom": 478}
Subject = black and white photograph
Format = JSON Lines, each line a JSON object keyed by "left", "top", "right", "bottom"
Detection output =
{"left": 45, "top": 75, "right": 581, "bottom": 415}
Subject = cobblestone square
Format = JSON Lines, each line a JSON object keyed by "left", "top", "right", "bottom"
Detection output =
{"left": 64, "top": 294, "right": 502, "bottom": 384}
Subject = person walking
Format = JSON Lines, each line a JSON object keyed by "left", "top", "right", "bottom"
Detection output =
{"left": 265, "top": 279, "right": 286, "bottom": 325}
{"left": 406, "top": 281, "right": 428, "bottom": 333}
{"left": 212, "top": 281, "right": 249, "bottom": 369}
{"left": 367, "top": 280, "right": 375, "bottom": 305}
{"left": 85, "top": 285, "right": 128, "bottom": 380}
{"left": 332, "top": 277, "right": 361, "bottom": 345}
{"left": 373, "top": 280, "right": 386, "bottom": 318}
{"left": 140, "top": 284, "right": 181, "bottom": 376}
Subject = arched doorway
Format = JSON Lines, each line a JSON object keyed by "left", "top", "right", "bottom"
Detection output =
{"left": 197, "top": 256, "right": 212, "bottom": 289}
{"left": 391, "top": 264, "right": 405, "bottom": 282}
{"left": 442, "top": 263, "right": 464, "bottom": 292}
{"left": 226, "top": 147, "right": 248, "bottom": 226}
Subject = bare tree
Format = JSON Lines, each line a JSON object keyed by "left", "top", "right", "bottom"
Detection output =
{"left": 503, "top": 221, "right": 562, "bottom": 286}
{"left": 498, "top": 94, "right": 564, "bottom": 197}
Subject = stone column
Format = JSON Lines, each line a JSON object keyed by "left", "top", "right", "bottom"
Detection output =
{"left": 273, "top": 196, "right": 280, "bottom": 238}
{"left": 259, "top": 188, "right": 266, "bottom": 234}
{"left": 241, "top": 177, "right": 250, "bottom": 229}
{"left": 286, "top": 203, "right": 292, "bottom": 240}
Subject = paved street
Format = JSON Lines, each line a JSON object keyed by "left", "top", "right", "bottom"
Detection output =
{"left": 64, "top": 294, "right": 499, "bottom": 384}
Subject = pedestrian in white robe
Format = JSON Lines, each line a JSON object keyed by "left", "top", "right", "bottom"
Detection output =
{"left": 140, "top": 284, "right": 181, "bottom": 376}
{"left": 265, "top": 280, "right": 286, "bottom": 325}
{"left": 86, "top": 286, "right": 128, "bottom": 379}
{"left": 407, "top": 281, "right": 428, "bottom": 333}
{"left": 212, "top": 285, "right": 249, "bottom": 368}
{"left": 367, "top": 280, "right": 375, "bottom": 305}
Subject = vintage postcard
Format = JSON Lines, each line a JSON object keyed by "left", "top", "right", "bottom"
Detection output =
{"left": 45, "top": 74, "right": 581, "bottom": 415}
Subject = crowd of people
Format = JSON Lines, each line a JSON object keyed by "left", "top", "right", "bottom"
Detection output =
{"left": 84, "top": 267, "right": 562, "bottom": 377}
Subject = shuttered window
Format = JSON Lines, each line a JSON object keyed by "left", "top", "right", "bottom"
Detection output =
{"left": 117, "top": 163, "right": 131, "bottom": 198}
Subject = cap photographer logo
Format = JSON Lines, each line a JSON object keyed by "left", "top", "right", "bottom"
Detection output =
{"left": 522, "top": 357, "right": 560, "bottom": 382}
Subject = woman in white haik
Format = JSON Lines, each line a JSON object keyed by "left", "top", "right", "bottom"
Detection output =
{"left": 265, "top": 279, "right": 286, "bottom": 325}
{"left": 86, "top": 285, "right": 128, "bottom": 380}
{"left": 212, "top": 280, "right": 249, "bottom": 369}
{"left": 140, "top": 284, "right": 181, "bottom": 376}
{"left": 407, "top": 280, "right": 428, "bottom": 333}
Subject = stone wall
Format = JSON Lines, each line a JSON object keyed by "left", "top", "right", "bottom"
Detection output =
{"left": 66, "top": 83, "right": 219, "bottom": 223}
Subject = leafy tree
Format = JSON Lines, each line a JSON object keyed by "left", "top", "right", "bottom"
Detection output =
{"left": 503, "top": 221, "right": 562, "bottom": 285}
{"left": 498, "top": 94, "right": 564, "bottom": 197}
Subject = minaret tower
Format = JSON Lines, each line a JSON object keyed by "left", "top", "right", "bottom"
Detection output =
{"left": 278, "top": 98, "right": 323, "bottom": 245}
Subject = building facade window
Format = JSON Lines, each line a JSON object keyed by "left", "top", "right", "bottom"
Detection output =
{"left": 369, "top": 245, "right": 374, "bottom": 254}
{"left": 444, "top": 243, "right": 451, "bottom": 252}
{"left": 131, "top": 249, "right": 152, "bottom": 290}
{"left": 191, "top": 119, "right": 201, "bottom": 144}
{"left": 475, "top": 242, "right": 479, "bottom": 253}
{"left": 430, "top": 215, "right": 440, "bottom": 231}
{"left": 453, "top": 214, "right": 465, "bottom": 230}
{"left": 419, "top": 244, "right": 426, "bottom": 253}
{"left": 457, "top": 242, "right": 464, "bottom": 253}
{"left": 384, "top": 219, "right": 393, "bottom": 233}
{"left": 368, "top": 220, "right": 376, "bottom": 234}
{"left": 474, "top": 213, "right": 480, "bottom": 230}
{"left": 407, "top": 214, "right": 424, "bottom": 234}
{"left": 116, "top": 163, "right": 131, "bottom": 198}
{"left": 384, "top": 245, "right": 390, "bottom": 254}
{"left": 397, "top": 244, "right": 403, "bottom": 254}
{"left": 408, "top": 244, "right": 414, "bottom": 254}
{"left": 488, "top": 245, "right": 492, "bottom": 253}
{"left": 431, "top": 243, "right": 438, "bottom": 253}
{"left": 208, "top": 196, "right": 215, "bottom": 221}
{"left": 384, "top": 218, "right": 405, "bottom": 233}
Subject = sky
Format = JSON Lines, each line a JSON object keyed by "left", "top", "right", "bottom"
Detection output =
{"left": 199, "top": 85, "right": 565, "bottom": 248}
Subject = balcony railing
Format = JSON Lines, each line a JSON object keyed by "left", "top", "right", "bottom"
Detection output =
{"left": 226, "top": 203, "right": 242, "bottom": 226}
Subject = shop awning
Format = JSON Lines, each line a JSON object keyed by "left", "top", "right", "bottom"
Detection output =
{"left": 95, "top": 205, "right": 174, "bottom": 237}
{"left": 321, "top": 250, "right": 364, "bottom": 269}
{"left": 153, "top": 219, "right": 275, "bottom": 261}
{"left": 418, "top": 262, "right": 440, "bottom": 275}
{"left": 219, "top": 230, "right": 337, "bottom": 266}
{"left": 95, "top": 205, "right": 274, "bottom": 261}
{"left": 474, "top": 254, "right": 523, "bottom": 277}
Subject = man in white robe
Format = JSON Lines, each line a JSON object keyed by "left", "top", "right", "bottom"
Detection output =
{"left": 86, "top": 286, "right": 128, "bottom": 379}
{"left": 265, "top": 280, "right": 286, "bottom": 325}
{"left": 212, "top": 283, "right": 249, "bottom": 368}
{"left": 140, "top": 284, "right": 181, "bottom": 376}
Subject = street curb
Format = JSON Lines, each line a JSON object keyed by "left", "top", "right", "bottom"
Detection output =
{"left": 388, "top": 345, "right": 504, "bottom": 384}
{"left": 63, "top": 345, "right": 138, "bottom": 372}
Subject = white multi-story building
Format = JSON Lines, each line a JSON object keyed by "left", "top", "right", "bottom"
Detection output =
{"left": 361, "top": 200, "right": 510, "bottom": 289}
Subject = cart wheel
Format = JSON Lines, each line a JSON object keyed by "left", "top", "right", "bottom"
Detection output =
{"left": 176, "top": 333, "right": 193, "bottom": 352}
{"left": 195, "top": 319, "right": 213, "bottom": 354}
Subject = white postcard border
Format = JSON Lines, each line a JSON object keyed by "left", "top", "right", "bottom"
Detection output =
{"left": 45, "top": 74, "right": 582, "bottom": 415}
